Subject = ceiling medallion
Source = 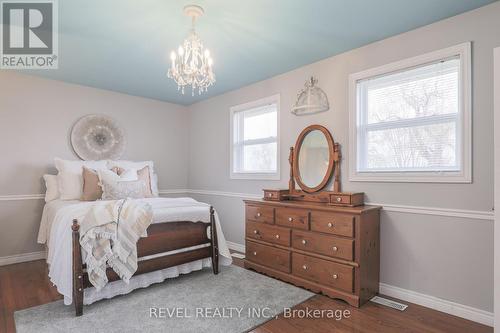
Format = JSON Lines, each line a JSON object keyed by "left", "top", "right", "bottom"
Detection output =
{"left": 168, "top": 5, "right": 215, "bottom": 96}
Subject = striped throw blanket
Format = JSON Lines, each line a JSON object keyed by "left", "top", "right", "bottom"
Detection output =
{"left": 79, "top": 199, "right": 153, "bottom": 291}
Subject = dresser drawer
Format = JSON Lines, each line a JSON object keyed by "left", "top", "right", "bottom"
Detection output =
{"left": 276, "top": 207, "right": 309, "bottom": 230}
{"left": 329, "top": 192, "right": 364, "bottom": 207}
{"left": 292, "top": 253, "right": 353, "bottom": 293}
{"left": 263, "top": 189, "right": 288, "bottom": 201}
{"left": 310, "top": 211, "right": 354, "bottom": 237}
{"left": 292, "top": 230, "right": 354, "bottom": 261}
{"left": 246, "top": 241, "right": 291, "bottom": 273}
{"left": 246, "top": 221, "right": 291, "bottom": 247}
{"left": 246, "top": 205, "right": 275, "bottom": 224}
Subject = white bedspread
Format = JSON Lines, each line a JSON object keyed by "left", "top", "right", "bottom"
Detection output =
{"left": 38, "top": 197, "right": 232, "bottom": 305}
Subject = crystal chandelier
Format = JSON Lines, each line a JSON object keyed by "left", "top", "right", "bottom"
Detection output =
{"left": 168, "top": 5, "right": 215, "bottom": 96}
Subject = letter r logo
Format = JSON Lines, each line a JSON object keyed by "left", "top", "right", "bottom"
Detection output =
{"left": 2, "top": 1, "right": 53, "bottom": 54}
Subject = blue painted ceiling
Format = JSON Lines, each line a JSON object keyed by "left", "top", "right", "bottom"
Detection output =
{"left": 24, "top": 0, "right": 496, "bottom": 105}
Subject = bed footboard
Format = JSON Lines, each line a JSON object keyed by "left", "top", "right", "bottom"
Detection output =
{"left": 71, "top": 206, "right": 219, "bottom": 316}
{"left": 72, "top": 219, "right": 84, "bottom": 316}
{"left": 210, "top": 206, "right": 219, "bottom": 275}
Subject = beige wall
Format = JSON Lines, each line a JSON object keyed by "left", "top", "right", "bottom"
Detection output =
{"left": 0, "top": 72, "right": 189, "bottom": 256}
{"left": 188, "top": 3, "right": 500, "bottom": 313}
{"left": 0, "top": 1, "right": 497, "bottom": 323}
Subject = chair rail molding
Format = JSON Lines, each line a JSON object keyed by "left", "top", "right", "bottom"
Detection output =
{"left": 0, "top": 194, "right": 45, "bottom": 201}
{"left": 158, "top": 189, "right": 190, "bottom": 195}
{"left": 0, "top": 190, "right": 189, "bottom": 201}
{"left": 186, "top": 189, "right": 493, "bottom": 221}
{"left": 1, "top": 189, "right": 493, "bottom": 221}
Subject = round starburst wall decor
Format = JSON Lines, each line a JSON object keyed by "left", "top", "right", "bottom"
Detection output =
{"left": 71, "top": 115, "right": 126, "bottom": 160}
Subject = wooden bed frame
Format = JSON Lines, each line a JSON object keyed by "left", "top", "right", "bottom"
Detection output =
{"left": 71, "top": 206, "right": 219, "bottom": 316}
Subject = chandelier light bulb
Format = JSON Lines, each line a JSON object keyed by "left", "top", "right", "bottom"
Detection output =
{"left": 167, "top": 4, "right": 216, "bottom": 96}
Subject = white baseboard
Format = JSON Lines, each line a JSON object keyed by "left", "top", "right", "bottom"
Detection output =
{"left": 0, "top": 251, "right": 46, "bottom": 266}
{"left": 225, "top": 241, "right": 492, "bottom": 327}
{"left": 380, "top": 283, "right": 493, "bottom": 327}
{"left": 226, "top": 241, "right": 246, "bottom": 253}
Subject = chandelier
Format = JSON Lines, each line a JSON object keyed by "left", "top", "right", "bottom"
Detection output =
{"left": 291, "top": 77, "right": 330, "bottom": 116}
{"left": 168, "top": 5, "right": 215, "bottom": 96}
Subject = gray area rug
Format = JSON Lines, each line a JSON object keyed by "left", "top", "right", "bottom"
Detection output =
{"left": 15, "top": 265, "right": 314, "bottom": 333}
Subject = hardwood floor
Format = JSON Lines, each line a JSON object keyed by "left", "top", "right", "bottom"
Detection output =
{"left": 0, "top": 257, "right": 493, "bottom": 333}
{"left": 0, "top": 260, "right": 61, "bottom": 332}
{"left": 233, "top": 254, "right": 491, "bottom": 333}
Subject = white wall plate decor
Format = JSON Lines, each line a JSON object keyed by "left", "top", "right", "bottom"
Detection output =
{"left": 71, "top": 115, "right": 126, "bottom": 160}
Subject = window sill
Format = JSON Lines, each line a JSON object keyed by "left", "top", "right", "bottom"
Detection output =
{"left": 349, "top": 171, "right": 471, "bottom": 183}
{"left": 230, "top": 172, "right": 280, "bottom": 181}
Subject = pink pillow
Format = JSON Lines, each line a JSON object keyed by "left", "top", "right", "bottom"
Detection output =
{"left": 82, "top": 167, "right": 104, "bottom": 201}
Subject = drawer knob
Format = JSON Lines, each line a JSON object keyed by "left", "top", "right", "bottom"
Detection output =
{"left": 327, "top": 222, "right": 333, "bottom": 228}
{"left": 336, "top": 197, "right": 342, "bottom": 202}
{"left": 332, "top": 246, "right": 338, "bottom": 251}
{"left": 332, "top": 274, "right": 338, "bottom": 279}
{"left": 288, "top": 217, "right": 293, "bottom": 222}
{"left": 302, "top": 265, "right": 308, "bottom": 270}
{"left": 257, "top": 213, "right": 261, "bottom": 217}
{"left": 253, "top": 230, "right": 259, "bottom": 234}
{"left": 253, "top": 251, "right": 257, "bottom": 256}
{"left": 275, "top": 234, "right": 280, "bottom": 239}
{"left": 301, "top": 239, "right": 307, "bottom": 245}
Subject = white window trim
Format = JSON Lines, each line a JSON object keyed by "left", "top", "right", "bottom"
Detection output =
{"left": 348, "top": 42, "right": 472, "bottom": 183}
{"left": 229, "top": 94, "right": 280, "bottom": 180}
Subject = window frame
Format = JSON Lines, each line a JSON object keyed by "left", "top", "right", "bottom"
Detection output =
{"left": 229, "top": 94, "right": 280, "bottom": 180}
{"left": 348, "top": 42, "right": 472, "bottom": 183}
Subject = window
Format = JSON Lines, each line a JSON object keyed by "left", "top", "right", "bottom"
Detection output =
{"left": 349, "top": 43, "right": 471, "bottom": 183}
{"left": 230, "top": 94, "right": 280, "bottom": 180}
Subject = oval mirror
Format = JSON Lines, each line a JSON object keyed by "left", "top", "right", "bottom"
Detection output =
{"left": 293, "top": 125, "right": 334, "bottom": 193}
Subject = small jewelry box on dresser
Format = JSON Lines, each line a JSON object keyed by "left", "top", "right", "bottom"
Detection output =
{"left": 244, "top": 124, "right": 381, "bottom": 307}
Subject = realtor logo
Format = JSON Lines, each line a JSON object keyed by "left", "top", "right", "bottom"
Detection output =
{"left": 1, "top": 0, "right": 58, "bottom": 69}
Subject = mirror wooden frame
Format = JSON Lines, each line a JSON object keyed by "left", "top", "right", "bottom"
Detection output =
{"left": 263, "top": 124, "right": 364, "bottom": 206}
{"left": 292, "top": 125, "right": 336, "bottom": 193}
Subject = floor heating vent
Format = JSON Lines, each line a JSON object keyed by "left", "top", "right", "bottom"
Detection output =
{"left": 231, "top": 252, "right": 245, "bottom": 259}
{"left": 370, "top": 296, "right": 408, "bottom": 311}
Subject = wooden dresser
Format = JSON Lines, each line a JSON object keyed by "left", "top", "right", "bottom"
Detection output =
{"left": 244, "top": 199, "right": 381, "bottom": 307}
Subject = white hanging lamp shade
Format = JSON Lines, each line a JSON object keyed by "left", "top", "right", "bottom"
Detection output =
{"left": 291, "top": 77, "right": 329, "bottom": 116}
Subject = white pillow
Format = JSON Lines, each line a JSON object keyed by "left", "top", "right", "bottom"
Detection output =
{"left": 43, "top": 174, "right": 60, "bottom": 202}
{"left": 98, "top": 168, "right": 138, "bottom": 184}
{"left": 55, "top": 158, "right": 108, "bottom": 200}
{"left": 107, "top": 160, "right": 159, "bottom": 197}
{"left": 100, "top": 179, "right": 149, "bottom": 200}
{"left": 152, "top": 173, "right": 159, "bottom": 195}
